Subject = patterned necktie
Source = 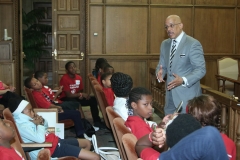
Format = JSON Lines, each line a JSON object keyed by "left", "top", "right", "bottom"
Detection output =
{"left": 170, "top": 39, "right": 177, "bottom": 71}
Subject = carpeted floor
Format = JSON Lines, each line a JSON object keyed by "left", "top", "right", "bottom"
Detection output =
{"left": 65, "top": 106, "right": 162, "bottom": 148}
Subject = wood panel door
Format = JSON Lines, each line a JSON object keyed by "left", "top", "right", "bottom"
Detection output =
{"left": 52, "top": 0, "right": 86, "bottom": 88}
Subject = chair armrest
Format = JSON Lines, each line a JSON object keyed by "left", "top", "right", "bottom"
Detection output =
{"left": 21, "top": 142, "right": 52, "bottom": 152}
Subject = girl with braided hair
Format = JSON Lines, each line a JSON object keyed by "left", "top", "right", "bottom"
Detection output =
{"left": 110, "top": 72, "right": 133, "bottom": 121}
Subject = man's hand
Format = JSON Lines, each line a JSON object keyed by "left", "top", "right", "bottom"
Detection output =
{"left": 167, "top": 73, "right": 183, "bottom": 90}
{"left": 152, "top": 128, "right": 166, "bottom": 148}
{"left": 157, "top": 65, "right": 165, "bottom": 83}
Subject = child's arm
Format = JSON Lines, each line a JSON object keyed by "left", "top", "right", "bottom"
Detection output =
{"left": 18, "top": 121, "right": 46, "bottom": 143}
{"left": 53, "top": 86, "right": 63, "bottom": 101}
{"left": 49, "top": 103, "right": 63, "bottom": 113}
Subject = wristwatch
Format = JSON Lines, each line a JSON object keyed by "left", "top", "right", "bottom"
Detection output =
{"left": 182, "top": 80, "right": 185, "bottom": 85}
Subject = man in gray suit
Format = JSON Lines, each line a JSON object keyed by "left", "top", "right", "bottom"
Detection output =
{"left": 156, "top": 15, "right": 206, "bottom": 115}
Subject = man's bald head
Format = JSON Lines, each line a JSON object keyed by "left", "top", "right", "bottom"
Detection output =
{"left": 165, "top": 15, "right": 183, "bottom": 39}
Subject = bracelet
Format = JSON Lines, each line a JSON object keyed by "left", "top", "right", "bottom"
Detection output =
{"left": 148, "top": 131, "right": 153, "bottom": 142}
{"left": 79, "top": 93, "right": 83, "bottom": 98}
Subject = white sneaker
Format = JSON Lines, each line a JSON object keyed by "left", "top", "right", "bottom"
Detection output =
{"left": 93, "top": 126, "right": 99, "bottom": 131}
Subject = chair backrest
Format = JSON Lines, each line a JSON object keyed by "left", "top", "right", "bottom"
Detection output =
{"left": 113, "top": 117, "right": 131, "bottom": 160}
{"left": 94, "top": 84, "right": 111, "bottom": 129}
{"left": 217, "top": 57, "right": 239, "bottom": 80}
{"left": 3, "top": 108, "right": 23, "bottom": 143}
{"left": 122, "top": 133, "right": 138, "bottom": 160}
{"left": 106, "top": 106, "right": 121, "bottom": 130}
{"left": 3, "top": 119, "right": 27, "bottom": 160}
{"left": 106, "top": 106, "right": 124, "bottom": 159}
{"left": 24, "top": 87, "right": 38, "bottom": 108}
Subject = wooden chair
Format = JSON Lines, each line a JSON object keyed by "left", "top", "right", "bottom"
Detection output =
{"left": 106, "top": 106, "right": 124, "bottom": 159}
{"left": 122, "top": 133, "right": 138, "bottom": 160}
{"left": 24, "top": 86, "right": 74, "bottom": 128}
{"left": 3, "top": 108, "right": 52, "bottom": 160}
{"left": 113, "top": 117, "right": 131, "bottom": 160}
{"left": 94, "top": 84, "right": 111, "bottom": 129}
{"left": 216, "top": 57, "right": 239, "bottom": 95}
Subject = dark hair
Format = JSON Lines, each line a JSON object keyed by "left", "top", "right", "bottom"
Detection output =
{"left": 188, "top": 94, "right": 221, "bottom": 128}
{"left": 34, "top": 71, "right": 45, "bottom": 79}
{"left": 95, "top": 58, "right": 107, "bottom": 72}
{"left": 110, "top": 72, "right": 133, "bottom": 97}
{"left": 101, "top": 72, "right": 112, "bottom": 81}
{"left": 24, "top": 77, "right": 33, "bottom": 89}
{"left": 166, "top": 114, "right": 201, "bottom": 148}
{"left": 127, "top": 87, "right": 152, "bottom": 109}
{"left": 103, "top": 63, "right": 114, "bottom": 73}
{"left": 65, "top": 61, "right": 75, "bottom": 70}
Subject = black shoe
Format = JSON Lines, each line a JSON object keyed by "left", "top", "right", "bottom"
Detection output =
{"left": 94, "top": 121, "right": 107, "bottom": 129}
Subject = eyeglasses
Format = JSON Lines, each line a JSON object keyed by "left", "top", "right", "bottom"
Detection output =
{"left": 164, "top": 23, "right": 181, "bottom": 30}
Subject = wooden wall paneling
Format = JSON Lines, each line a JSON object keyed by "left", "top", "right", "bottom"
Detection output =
{"left": 105, "top": 6, "right": 148, "bottom": 54}
{"left": 150, "top": 7, "right": 192, "bottom": 54}
{"left": 237, "top": 9, "right": 240, "bottom": 54}
{"left": 0, "top": 41, "right": 12, "bottom": 62}
{"left": 89, "top": 6, "right": 103, "bottom": 54}
{"left": 90, "top": 0, "right": 103, "bottom": 3}
{"left": 71, "top": 34, "right": 80, "bottom": 50}
{"left": 0, "top": 63, "right": 15, "bottom": 86}
{"left": 106, "top": 0, "right": 147, "bottom": 3}
{"left": 151, "top": 0, "right": 191, "bottom": 5}
{"left": 195, "top": 0, "right": 235, "bottom": 6}
{"left": 149, "top": 60, "right": 159, "bottom": 70}
{"left": 194, "top": 8, "right": 235, "bottom": 54}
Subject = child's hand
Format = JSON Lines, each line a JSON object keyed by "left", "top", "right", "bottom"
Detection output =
{"left": 9, "top": 86, "right": 16, "bottom": 92}
{"left": 57, "top": 86, "right": 63, "bottom": 94}
{"left": 152, "top": 128, "right": 166, "bottom": 148}
{"left": 82, "top": 93, "right": 90, "bottom": 100}
{"left": 31, "top": 115, "right": 44, "bottom": 125}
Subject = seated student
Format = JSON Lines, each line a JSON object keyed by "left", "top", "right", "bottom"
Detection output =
{"left": 102, "top": 63, "right": 114, "bottom": 74}
{"left": 101, "top": 73, "right": 115, "bottom": 106}
{"left": 33, "top": 71, "right": 85, "bottom": 118}
{"left": 8, "top": 97, "right": 100, "bottom": 160}
{"left": 92, "top": 58, "right": 108, "bottom": 78}
{"left": 24, "top": 77, "right": 86, "bottom": 138}
{"left": 187, "top": 94, "right": 236, "bottom": 160}
{"left": 135, "top": 114, "right": 229, "bottom": 160}
{"left": 0, "top": 118, "right": 25, "bottom": 160}
{"left": 59, "top": 61, "right": 105, "bottom": 129}
{"left": 0, "top": 80, "right": 20, "bottom": 108}
{"left": 110, "top": 72, "right": 133, "bottom": 121}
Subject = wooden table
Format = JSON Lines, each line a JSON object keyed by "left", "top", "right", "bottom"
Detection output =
{"left": 215, "top": 74, "right": 240, "bottom": 98}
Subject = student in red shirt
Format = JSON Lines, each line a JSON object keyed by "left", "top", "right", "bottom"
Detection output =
{"left": 24, "top": 77, "right": 86, "bottom": 138}
{"left": 188, "top": 94, "right": 236, "bottom": 160}
{"left": 33, "top": 71, "right": 85, "bottom": 118}
{"left": 0, "top": 118, "right": 25, "bottom": 160}
{"left": 101, "top": 73, "right": 115, "bottom": 106}
{"left": 59, "top": 61, "right": 105, "bottom": 129}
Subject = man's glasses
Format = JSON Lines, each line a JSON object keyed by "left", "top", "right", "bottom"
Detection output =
{"left": 164, "top": 23, "right": 181, "bottom": 30}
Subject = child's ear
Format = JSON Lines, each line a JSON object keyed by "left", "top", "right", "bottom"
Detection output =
{"left": 101, "top": 79, "right": 105, "bottom": 85}
{"left": 131, "top": 102, "right": 137, "bottom": 109}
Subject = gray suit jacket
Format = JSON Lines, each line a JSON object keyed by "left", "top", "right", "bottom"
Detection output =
{"left": 156, "top": 33, "right": 206, "bottom": 113}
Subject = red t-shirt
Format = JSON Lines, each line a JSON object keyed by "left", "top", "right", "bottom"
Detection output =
{"left": 0, "top": 146, "right": 24, "bottom": 160}
{"left": 102, "top": 87, "right": 114, "bottom": 106}
{"left": 59, "top": 74, "right": 83, "bottom": 99}
{"left": 221, "top": 133, "right": 236, "bottom": 160}
{"left": 140, "top": 147, "right": 160, "bottom": 160}
{"left": 0, "top": 81, "right": 5, "bottom": 98}
{"left": 125, "top": 116, "right": 153, "bottom": 139}
{"left": 32, "top": 90, "right": 52, "bottom": 109}
{"left": 45, "top": 133, "right": 59, "bottom": 156}
{"left": 42, "top": 87, "right": 62, "bottom": 103}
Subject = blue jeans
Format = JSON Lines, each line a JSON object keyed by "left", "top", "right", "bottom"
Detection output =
{"left": 160, "top": 126, "right": 229, "bottom": 160}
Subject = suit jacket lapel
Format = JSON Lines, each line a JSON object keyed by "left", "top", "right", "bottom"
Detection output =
{"left": 165, "top": 39, "right": 172, "bottom": 69}
{"left": 172, "top": 33, "right": 187, "bottom": 70}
